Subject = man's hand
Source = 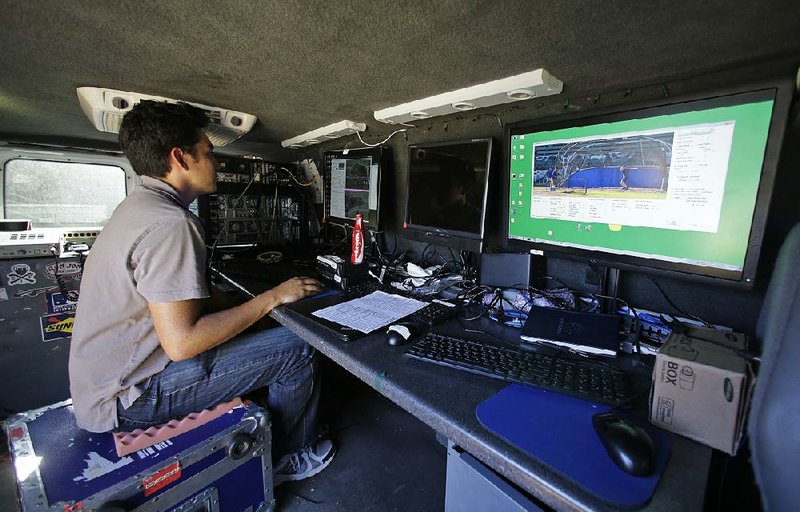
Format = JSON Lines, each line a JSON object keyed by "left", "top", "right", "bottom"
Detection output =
{"left": 270, "top": 276, "right": 324, "bottom": 306}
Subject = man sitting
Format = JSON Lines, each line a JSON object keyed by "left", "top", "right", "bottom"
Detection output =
{"left": 68, "top": 100, "right": 334, "bottom": 484}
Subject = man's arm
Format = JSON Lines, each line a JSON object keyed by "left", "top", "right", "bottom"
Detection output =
{"left": 149, "top": 276, "right": 322, "bottom": 361}
{"left": 205, "top": 283, "right": 242, "bottom": 313}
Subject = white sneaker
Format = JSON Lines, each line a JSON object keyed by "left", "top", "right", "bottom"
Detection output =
{"left": 273, "top": 439, "right": 336, "bottom": 486}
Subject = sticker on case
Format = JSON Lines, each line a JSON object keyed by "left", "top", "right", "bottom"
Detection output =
{"left": 46, "top": 289, "right": 80, "bottom": 314}
{"left": 7, "top": 264, "right": 37, "bottom": 286}
{"left": 40, "top": 312, "right": 76, "bottom": 341}
{"left": 143, "top": 462, "right": 182, "bottom": 497}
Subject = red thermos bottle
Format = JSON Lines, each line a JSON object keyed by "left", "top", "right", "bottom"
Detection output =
{"left": 351, "top": 213, "right": 364, "bottom": 264}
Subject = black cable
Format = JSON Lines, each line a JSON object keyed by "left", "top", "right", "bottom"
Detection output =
{"left": 447, "top": 247, "right": 460, "bottom": 273}
{"left": 460, "top": 287, "right": 495, "bottom": 321}
{"left": 324, "top": 226, "right": 352, "bottom": 257}
{"left": 285, "top": 178, "right": 322, "bottom": 233}
{"left": 50, "top": 247, "right": 69, "bottom": 296}
{"left": 604, "top": 386, "right": 651, "bottom": 413}
{"left": 461, "top": 305, "right": 490, "bottom": 322}
{"left": 627, "top": 304, "right": 652, "bottom": 367}
{"left": 421, "top": 243, "right": 433, "bottom": 267}
{"left": 433, "top": 252, "right": 450, "bottom": 268}
{"left": 518, "top": 284, "right": 574, "bottom": 311}
{"left": 647, "top": 276, "right": 712, "bottom": 327}
{"left": 370, "top": 231, "right": 383, "bottom": 260}
{"left": 316, "top": 222, "right": 346, "bottom": 255}
{"left": 534, "top": 275, "right": 570, "bottom": 289}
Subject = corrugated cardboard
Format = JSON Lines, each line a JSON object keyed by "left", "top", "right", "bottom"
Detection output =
{"left": 649, "top": 331, "right": 754, "bottom": 455}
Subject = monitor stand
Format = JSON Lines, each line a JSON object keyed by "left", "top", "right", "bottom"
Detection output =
{"left": 603, "top": 267, "right": 621, "bottom": 313}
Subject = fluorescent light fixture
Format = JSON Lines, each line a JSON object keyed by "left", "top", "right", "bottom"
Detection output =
{"left": 374, "top": 68, "right": 563, "bottom": 125}
{"left": 76, "top": 87, "right": 257, "bottom": 146}
{"left": 281, "top": 120, "right": 367, "bottom": 148}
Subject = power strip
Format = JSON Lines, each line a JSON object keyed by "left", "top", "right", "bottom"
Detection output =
{"left": 61, "top": 228, "right": 102, "bottom": 249}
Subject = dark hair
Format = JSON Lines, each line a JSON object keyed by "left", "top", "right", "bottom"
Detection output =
{"left": 119, "top": 100, "right": 209, "bottom": 177}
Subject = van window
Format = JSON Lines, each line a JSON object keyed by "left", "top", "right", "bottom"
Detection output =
{"left": 4, "top": 159, "right": 126, "bottom": 228}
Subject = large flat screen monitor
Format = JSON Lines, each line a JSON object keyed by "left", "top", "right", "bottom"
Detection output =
{"left": 403, "top": 138, "right": 493, "bottom": 253}
{"left": 323, "top": 147, "right": 387, "bottom": 229}
{"left": 505, "top": 81, "right": 791, "bottom": 286}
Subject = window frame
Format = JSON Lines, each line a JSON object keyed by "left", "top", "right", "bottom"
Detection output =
{"left": 0, "top": 146, "right": 138, "bottom": 229}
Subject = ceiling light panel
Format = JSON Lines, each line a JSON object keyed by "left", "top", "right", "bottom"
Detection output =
{"left": 373, "top": 68, "right": 563, "bottom": 125}
{"left": 281, "top": 120, "right": 367, "bottom": 148}
{"left": 76, "top": 87, "right": 257, "bottom": 146}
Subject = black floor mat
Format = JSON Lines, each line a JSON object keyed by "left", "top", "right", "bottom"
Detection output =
{"left": 274, "top": 358, "right": 447, "bottom": 512}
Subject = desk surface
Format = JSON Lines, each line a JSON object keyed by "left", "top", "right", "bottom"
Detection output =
{"left": 271, "top": 305, "right": 711, "bottom": 512}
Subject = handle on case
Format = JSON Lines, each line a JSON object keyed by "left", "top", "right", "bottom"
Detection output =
{"left": 226, "top": 433, "right": 256, "bottom": 460}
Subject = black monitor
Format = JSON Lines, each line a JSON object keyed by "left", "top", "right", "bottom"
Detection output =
{"left": 403, "top": 138, "right": 493, "bottom": 253}
{"left": 505, "top": 80, "right": 792, "bottom": 287}
{"left": 323, "top": 147, "right": 387, "bottom": 229}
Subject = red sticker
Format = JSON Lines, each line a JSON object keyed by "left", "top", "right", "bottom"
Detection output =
{"left": 63, "top": 503, "right": 83, "bottom": 512}
{"left": 143, "top": 462, "right": 181, "bottom": 497}
{"left": 7, "top": 426, "right": 24, "bottom": 439}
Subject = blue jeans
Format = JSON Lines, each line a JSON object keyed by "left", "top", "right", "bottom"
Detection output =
{"left": 117, "top": 326, "right": 320, "bottom": 456}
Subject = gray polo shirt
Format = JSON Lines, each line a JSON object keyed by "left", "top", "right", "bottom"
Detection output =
{"left": 69, "top": 176, "right": 209, "bottom": 432}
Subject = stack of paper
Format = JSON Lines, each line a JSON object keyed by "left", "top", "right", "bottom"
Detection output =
{"left": 312, "top": 291, "right": 426, "bottom": 333}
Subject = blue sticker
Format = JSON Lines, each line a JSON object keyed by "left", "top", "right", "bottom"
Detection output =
{"left": 46, "top": 289, "right": 79, "bottom": 314}
{"left": 40, "top": 312, "right": 75, "bottom": 341}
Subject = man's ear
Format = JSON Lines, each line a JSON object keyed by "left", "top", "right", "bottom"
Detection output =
{"left": 168, "top": 147, "right": 190, "bottom": 171}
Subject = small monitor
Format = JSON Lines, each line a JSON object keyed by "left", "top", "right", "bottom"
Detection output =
{"left": 505, "top": 80, "right": 792, "bottom": 286}
{"left": 323, "top": 147, "right": 386, "bottom": 229}
{"left": 403, "top": 138, "right": 493, "bottom": 252}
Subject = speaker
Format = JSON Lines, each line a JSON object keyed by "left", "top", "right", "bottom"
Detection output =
{"left": 480, "top": 253, "right": 534, "bottom": 288}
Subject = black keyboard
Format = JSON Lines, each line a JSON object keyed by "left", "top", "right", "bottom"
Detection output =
{"left": 344, "top": 281, "right": 417, "bottom": 301}
{"left": 342, "top": 280, "right": 383, "bottom": 297}
{"left": 406, "top": 333, "right": 632, "bottom": 405}
{"left": 343, "top": 282, "right": 459, "bottom": 326}
{"left": 412, "top": 300, "right": 460, "bottom": 326}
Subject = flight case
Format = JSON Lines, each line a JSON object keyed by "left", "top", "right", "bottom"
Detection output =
{"left": 5, "top": 399, "right": 274, "bottom": 511}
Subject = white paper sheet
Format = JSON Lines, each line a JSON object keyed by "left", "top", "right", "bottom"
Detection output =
{"left": 312, "top": 290, "right": 426, "bottom": 333}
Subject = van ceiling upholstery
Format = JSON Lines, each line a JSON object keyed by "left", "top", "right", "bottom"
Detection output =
{"left": 1, "top": 1, "right": 798, "bottom": 152}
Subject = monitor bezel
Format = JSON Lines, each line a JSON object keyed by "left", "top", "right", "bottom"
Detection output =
{"left": 402, "top": 138, "right": 494, "bottom": 253}
{"left": 502, "top": 79, "right": 793, "bottom": 288}
{"left": 323, "top": 146, "right": 387, "bottom": 230}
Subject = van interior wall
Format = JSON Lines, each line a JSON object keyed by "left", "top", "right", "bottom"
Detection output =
{"left": 308, "top": 59, "right": 800, "bottom": 336}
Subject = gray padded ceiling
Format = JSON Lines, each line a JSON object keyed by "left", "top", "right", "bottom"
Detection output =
{"left": 0, "top": 1, "right": 798, "bottom": 152}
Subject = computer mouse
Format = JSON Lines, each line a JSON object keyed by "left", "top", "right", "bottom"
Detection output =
{"left": 386, "top": 322, "right": 418, "bottom": 346}
{"left": 592, "top": 412, "right": 656, "bottom": 477}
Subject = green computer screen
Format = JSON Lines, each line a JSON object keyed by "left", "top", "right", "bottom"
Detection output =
{"left": 507, "top": 90, "right": 777, "bottom": 281}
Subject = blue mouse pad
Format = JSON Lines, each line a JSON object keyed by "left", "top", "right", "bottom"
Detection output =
{"left": 476, "top": 384, "right": 671, "bottom": 508}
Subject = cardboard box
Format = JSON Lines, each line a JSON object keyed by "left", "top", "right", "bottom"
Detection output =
{"left": 683, "top": 324, "right": 749, "bottom": 350}
{"left": 649, "top": 331, "right": 754, "bottom": 455}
